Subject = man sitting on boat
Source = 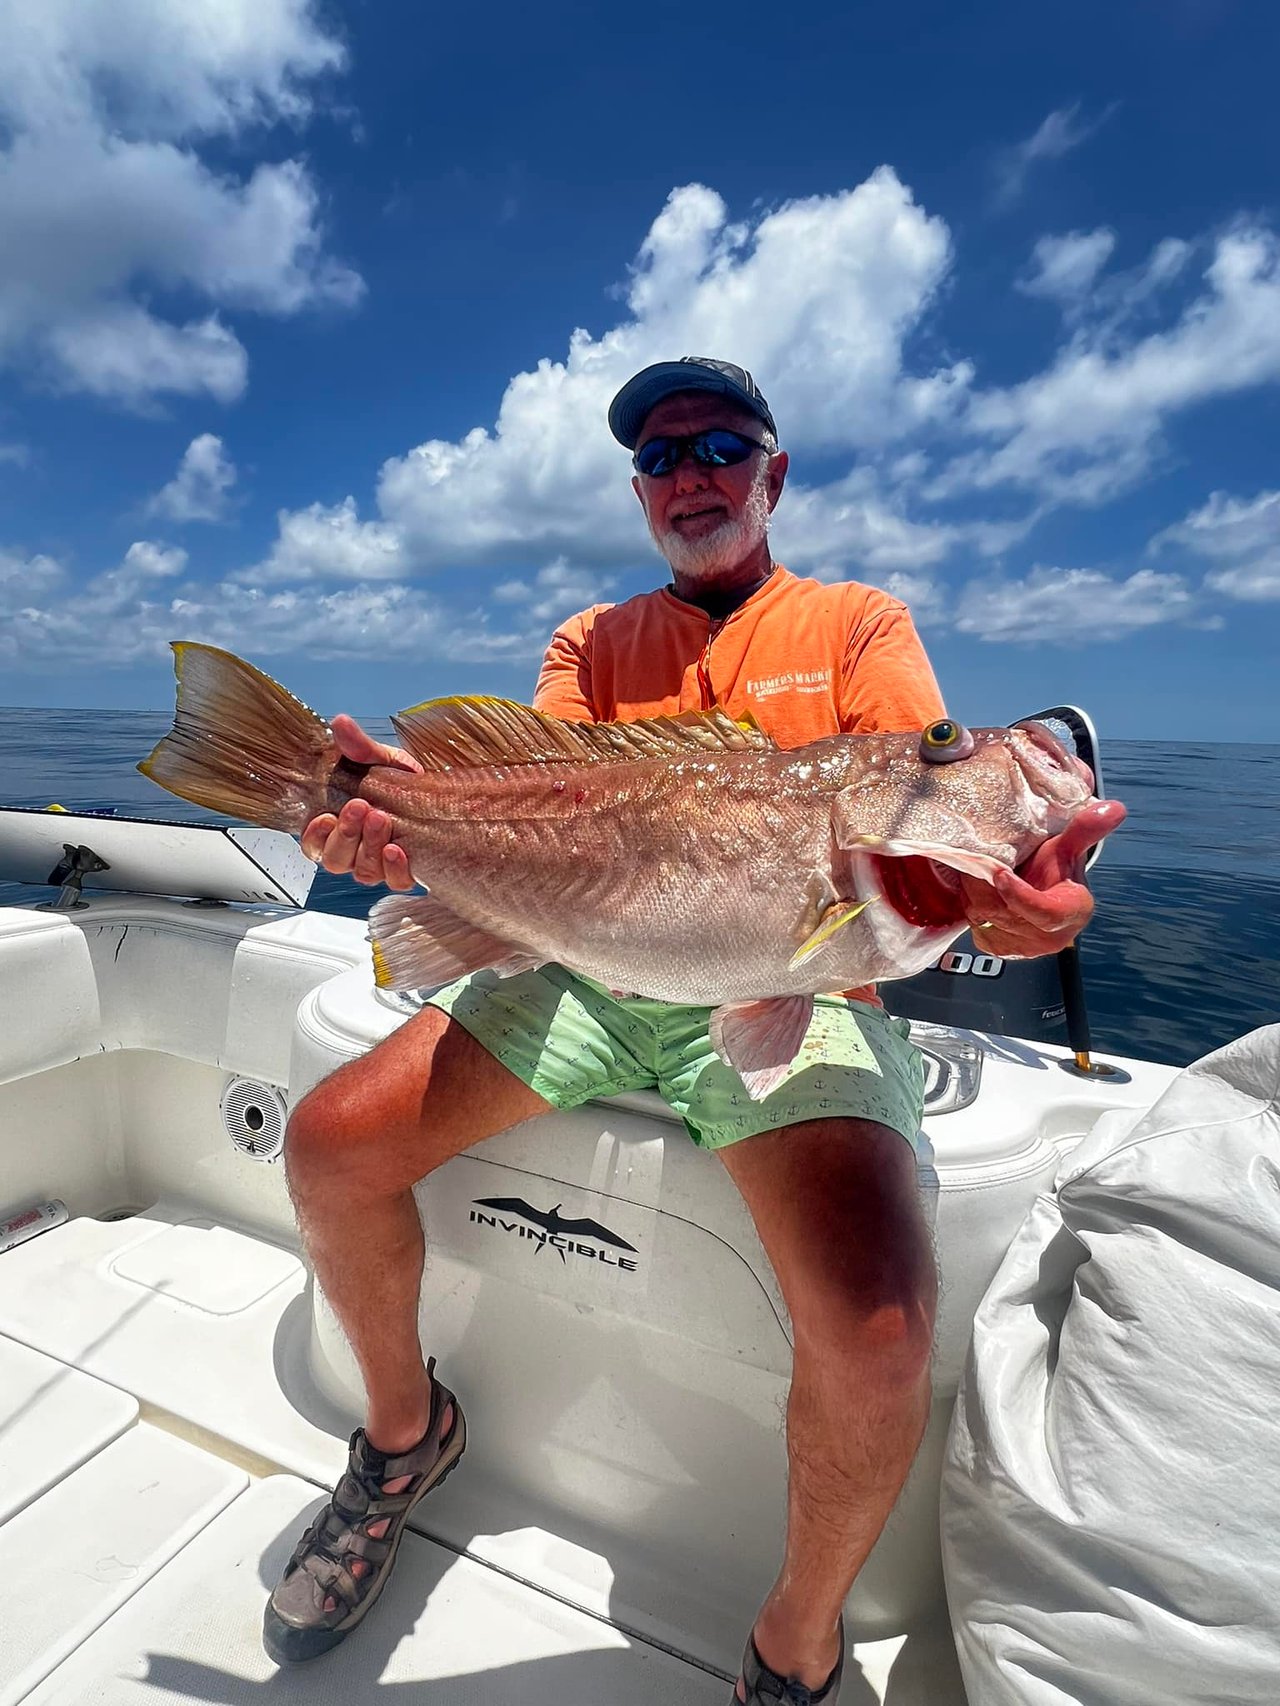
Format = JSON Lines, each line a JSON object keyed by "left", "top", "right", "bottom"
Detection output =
{"left": 266, "top": 357, "right": 1110, "bottom": 1704}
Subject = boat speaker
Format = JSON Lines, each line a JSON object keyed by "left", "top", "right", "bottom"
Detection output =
{"left": 220, "top": 1077, "right": 288, "bottom": 1163}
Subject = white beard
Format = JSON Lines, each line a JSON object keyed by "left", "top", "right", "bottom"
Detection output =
{"left": 648, "top": 468, "right": 772, "bottom": 581}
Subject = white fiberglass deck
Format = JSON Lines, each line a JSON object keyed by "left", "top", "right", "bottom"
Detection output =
{"left": 0, "top": 895, "right": 1179, "bottom": 1706}
{"left": 8, "top": 1468, "right": 729, "bottom": 1705}
{"left": 0, "top": 1211, "right": 734, "bottom": 1703}
{"left": 0, "top": 1201, "right": 964, "bottom": 1703}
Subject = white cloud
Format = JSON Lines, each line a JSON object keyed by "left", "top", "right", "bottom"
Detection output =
{"left": 258, "top": 170, "right": 962, "bottom": 585}
{"left": 249, "top": 188, "right": 1280, "bottom": 591}
{"left": 0, "top": 0, "right": 343, "bottom": 137}
{"left": 79, "top": 539, "right": 188, "bottom": 614}
{"left": 955, "top": 565, "right": 1195, "bottom": 643}
{"left": 245, "top": 497, "right": 410, "bottom": 583}
{"left": 119, "top": 541, "right": 188, "bottom": 578}
{"left": 1152, "top": 487, "right": 1280, "bottom": 601}
{"left": 1018, "top": 229, "right": 1117, "bottom": 304}
{"left": 1202, "top": 558, "right": 1280, "bottom": 600}
{"left": 0, "top": 0, "right": 360, "bottom": 406}
{"left": 39, "top": 309, "right": 248, "bottom": 408}
{"left": 0, "top": 563, "right": 548, "bottom": 673}
{"left": 147, "top": 434, "right": 238, "bottom": 522}
{"left": 1019, "top": 231, "right": 1193, "bottom": 338}
{"left": 994, "top": 103, "right": 1117, "bottom": 207}
{"left": 13, "top": 170, "right": 1280, "bottom": 675}
{"left": 490, "top": 559, "right": 617, "bottom": 628}
{"left": 0, "top": 539, "right": 187, "bottom": 663}
{"left": 0, "top": 547, "right": 66, "bottom": 615}
{"left": 775, "top": 468, "right": 959, "bottom": 579}
{"left": 930, "top": 225, "right": 1280, "bottom": 504}
{"left": 1103, "top": 237, "right": 1192, "bottom": 318}
{"left": 0, "top": 442, "right": 29, "bottom": 467}
{"left": 1152, "top": 487, "right": 1280, "bottom": 559}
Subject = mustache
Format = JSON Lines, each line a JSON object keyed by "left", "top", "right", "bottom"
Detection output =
{"left": 649, "top": 479, "right": 771, "bottom": 574}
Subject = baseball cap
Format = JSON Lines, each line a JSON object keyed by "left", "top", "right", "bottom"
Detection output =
{"left": 608, "top": 357, "right": 778, "bottom": 449}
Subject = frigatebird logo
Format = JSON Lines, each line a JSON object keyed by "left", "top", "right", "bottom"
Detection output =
{"left": 469, "top": 1196, "right": 639, "bottom": 1271}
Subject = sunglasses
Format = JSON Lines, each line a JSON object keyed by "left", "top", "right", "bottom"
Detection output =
{"left": 633, "top": 428, "right": 765, "bottom": 478}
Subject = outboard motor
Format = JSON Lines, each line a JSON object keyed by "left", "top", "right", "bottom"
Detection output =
{"left": 881, "top": 707, "right": 1116, "bottom": 1072}
{"left": 881, "top": 928, "right": 1069, "bottom": 1041}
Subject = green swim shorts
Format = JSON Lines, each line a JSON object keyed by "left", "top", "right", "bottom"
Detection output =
{"left": 422, "top": 963, "right": 926, "bottom": 1153}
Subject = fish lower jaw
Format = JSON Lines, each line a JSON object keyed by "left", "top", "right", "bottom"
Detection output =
{"left": 846, "top": 855, "right": 970, "bottom": 980}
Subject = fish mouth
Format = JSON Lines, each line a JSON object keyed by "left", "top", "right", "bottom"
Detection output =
{"left": 1012, "top": 720, "right": 1094, "bottom": 793}
{"left": 871, "top": 854, "right": 969, "bottom": 930}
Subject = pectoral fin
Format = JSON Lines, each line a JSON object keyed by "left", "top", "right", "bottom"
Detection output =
{"left": 788, "top": 896, "right": 875, "bottom": 970}
{"left": 709, "top": 995, "right": 814, "bottom": 1103}
{"left": 367, "top": 893, "right": 539, "bottom": 990}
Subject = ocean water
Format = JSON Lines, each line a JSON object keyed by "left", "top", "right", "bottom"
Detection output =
{"left": 1, "top": 707, "right": 1277, "bottom": 1068}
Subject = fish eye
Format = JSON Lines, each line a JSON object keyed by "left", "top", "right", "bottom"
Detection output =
{"left": 919, "top": 720, "right": 975, "bottom": 764}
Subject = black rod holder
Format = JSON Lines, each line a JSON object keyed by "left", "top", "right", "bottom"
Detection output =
{"left": 1056, "top": 940, "right": 1125, "bottom": 1080}
{"left": 36, "top": 841, "right": 110, "bottom": 912}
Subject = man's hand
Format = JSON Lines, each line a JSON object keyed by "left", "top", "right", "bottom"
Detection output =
{"left": 301, "top": 715, "right": 423, "bottom": 890}
{"left": 958, "top": 799, "right": 1126, "bottom": 959}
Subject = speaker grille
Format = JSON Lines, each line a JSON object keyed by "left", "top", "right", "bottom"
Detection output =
{"left": 220, "top": 1078, "right": 287, "bottom": 1162}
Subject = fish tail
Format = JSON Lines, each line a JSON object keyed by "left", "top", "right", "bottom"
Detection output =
{"left": 138, "top": 642, "right": 339, "bottom": 833}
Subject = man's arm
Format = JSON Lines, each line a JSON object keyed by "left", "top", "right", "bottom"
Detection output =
{"left": 838, "top": 602, "right": 946, "bottom": 734}
{"left": 533, "top": 609, "right": 599, "bottom": 721}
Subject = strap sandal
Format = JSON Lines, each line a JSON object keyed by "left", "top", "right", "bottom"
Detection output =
{"left": 733, "top": 1621, "right": 845, "bottom": 1705}
{"left": 263, "top": 1356, "right": 466, "bottom": 1663}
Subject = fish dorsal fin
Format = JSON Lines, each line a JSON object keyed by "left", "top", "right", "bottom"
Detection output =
{"left": 391, "top": 696, "right": 776, "bottom": 772}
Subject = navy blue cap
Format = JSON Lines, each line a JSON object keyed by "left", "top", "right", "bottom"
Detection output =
{"left": 608, "top": 357, "right": 778, "bottom": 449}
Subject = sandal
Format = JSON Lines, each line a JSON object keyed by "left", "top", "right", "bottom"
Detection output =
{"left": 263, "top": 1356, "right": 466, "bottom": 1663}
{"left": 733, "top": 1621, "right": 845, "bottom": 1705}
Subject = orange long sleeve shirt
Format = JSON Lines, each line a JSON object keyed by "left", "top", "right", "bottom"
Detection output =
{"left": 532, "top": 565, "right": 947, "bottom": 1007}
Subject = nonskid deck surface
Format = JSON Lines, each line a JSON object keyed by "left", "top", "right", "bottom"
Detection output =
{"left": 0, "top": 1329, "right": 725, "bottom": 1704}
{"left": 8, "top": 1472, "right": 729, "bottom": 1706}
{"left": 0, "top": 1205, "right": 967, "bottom": 1705}
{"left": 0, "top": 1336, "right": 139, "bottom": 1525}
{"left": 1, "top": 1406, "right": 245, "bottom": 1705}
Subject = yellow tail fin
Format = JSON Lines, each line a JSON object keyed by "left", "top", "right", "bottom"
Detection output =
{"left": 138, "top": 642, "right": 338, "bottom": 832}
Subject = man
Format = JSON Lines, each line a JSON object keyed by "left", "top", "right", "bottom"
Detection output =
{"left": 266, "top": 358, "right": 1117, "bottom": 1702}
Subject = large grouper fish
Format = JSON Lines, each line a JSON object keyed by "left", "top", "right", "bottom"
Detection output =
{"left": 140, "top": 641, "right": 1113, "bottom": 1098}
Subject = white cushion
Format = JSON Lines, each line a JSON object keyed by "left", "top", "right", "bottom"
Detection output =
{"left": 941, "top": 1025, "right": 1280, "bottom": 1705}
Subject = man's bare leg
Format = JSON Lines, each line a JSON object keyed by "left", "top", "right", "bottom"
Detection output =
{"left": 716, "top": 1118, "right": 936, "bottom": 1697}
{"left": 284, "top": 1004, "right": 551, "bottom": 1596}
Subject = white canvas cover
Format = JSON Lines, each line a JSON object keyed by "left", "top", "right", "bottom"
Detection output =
{"left": 941, "top": 1025, "right": 1280, "bottom": 1705}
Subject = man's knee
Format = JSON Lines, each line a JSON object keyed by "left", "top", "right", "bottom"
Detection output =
{"left": 284, "top": 1059, "right": 394, "bottom": 1198}
{"left": 283, "top": 1020, "right": 451, "bottom": 1192}
{"left": 792, "top": 1202, "right": 937, "bottom": 1393}
{"left": 282, "top": 1005, "right": 550, "bottom": 1204}
{"left": 794, "top": 1267, "right": 936, "bottom": 1392}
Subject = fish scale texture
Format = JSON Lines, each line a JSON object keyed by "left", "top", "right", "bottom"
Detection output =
{"left": 142, "top": 643, "right": 1096, "bottom": 1002}
{"left": 942, "top": 1024, "right": 1280, "bottom": 1705}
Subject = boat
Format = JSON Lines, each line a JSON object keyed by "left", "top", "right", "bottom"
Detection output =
{"left": 0, "top": 752, "right": 1193, "bottom": 1704}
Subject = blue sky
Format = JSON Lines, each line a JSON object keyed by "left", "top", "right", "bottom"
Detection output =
{"left": 2, "top": 0, "right": 1278, "bottom": 739}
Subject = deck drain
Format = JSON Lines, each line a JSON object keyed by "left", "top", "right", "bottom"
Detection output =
{"left": 221, "top": 1077, "right": 288, "bottom": 1163}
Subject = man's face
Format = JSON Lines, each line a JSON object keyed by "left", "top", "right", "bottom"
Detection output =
{"left": 631, "top": 392, "right": 788, "bottom": 581}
